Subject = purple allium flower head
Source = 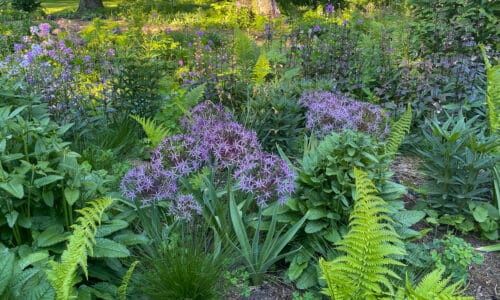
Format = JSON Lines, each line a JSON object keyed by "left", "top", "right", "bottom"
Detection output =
{"left": 169, "top": 194, "right": 202, "bottom": 221}
{"left": 197, "top": 29, "right": 204, "bottom": 36}
{"left": 313, "top": 25, "right": 321, "bottom": 32}
{"left": 326, "top": 4, "right": 334, "bottom": 13}
{"left": 298, "top": 91, "right": 389, "bottom": 138}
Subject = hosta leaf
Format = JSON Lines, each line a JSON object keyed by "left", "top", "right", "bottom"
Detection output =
{"left": 0, "top": 179, "right": 24, "bottom": 199}
{"left": 0, "top": 248, "right": 15, "bottom": 295}
{"left": 34, "top": 175, "right": 64, "bottom": 188}
{"left": 91, "top": 238, "right": 130, "bottom": 258}
{"left": 95, "top": 219, "right": 129, "bottom": 238}
{"left": 306, "top": 208, "right": 327, "bottom": 220}
{"left": 37, "top": 225, "right": 67, "bottom": 247}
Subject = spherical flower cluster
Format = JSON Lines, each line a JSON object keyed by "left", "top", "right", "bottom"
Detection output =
{"left": 298, "top": 91, "right": 390, "bottom": 138}
{"left": 121, "top": 101, "right": 296, "bottom": 217}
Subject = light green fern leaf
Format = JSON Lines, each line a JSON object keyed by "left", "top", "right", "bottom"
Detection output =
{"left": 130, "top": 115, "right": 169, "bottom": 148}
{"left": 404, "top": 269, "right": 473, "bottom": 300}
{"left": 46, "top": 197, "right": 115, "bottom": 300}
{"left": 253, "top": 53, "right": 271, "bottom": 84}
{"left": 385, "top": 103, "right": 412, "bottom": 158}
{"left": 117, "top": 261, "right": 139, "bottom": 300}
{"left": 319, "top": 168, "right": 406, "bottom": 300}
{"left": 481, "top": 44, "right": 500, "bottom": 136}
{"left": 234, "top": 28, "right": 259, "bottom": 74}
{"left": 184, "top": 83, "right": 206, "bottom": 110}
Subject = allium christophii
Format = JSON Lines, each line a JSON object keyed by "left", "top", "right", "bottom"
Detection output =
{"left": 121, "top": 101, "right": 296, "bottom": 212}
{"left": 299, "top": 91, "right": 389, "bottom": 138}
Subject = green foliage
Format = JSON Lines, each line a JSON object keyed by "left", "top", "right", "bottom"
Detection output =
{"left": 319, "top": 168, "right": 405, "bottom": 299}
{"left": 430, "top": 235, "right": 484, "bottom": 283}
{"left": 0, "top": 244, "right": 54, "bottom": 299}
{"left": 46, "top": 197, "right": 115, "bottom": 300}
{"left": 0, "top": 89, "right": 113, "bottom": 246}
{"left": 136, "top": 223, "right": 228, "bottom": 300}
{"left": 400, "top": 269, "right": 473, "bottom": 300}
{"left": 241, "top": 82, "right": 306, "bottom": 156}
{"left": 253, "top": 53, "right": 271, "bottom": 84}
{"left": 229, "top": 189, "right": 307, "bottom": 285}
{"left": 117, "top": 261, "right": 139, "bottom": 300}
{"left": 481, "top": 44, "right": 500, "bottom": 136}
{"left": 416, "top": 111, "right": 498, "bottom": 238}
{"left": 234, "top": 28, "right": 259, "bottom": 79}
{"left": 385, "top": 104, "right": 412, "bottom": 159}
{"left": 281, "top": 130, "right": 403, "bottom": 289}
{"left": 130, "top": 115, "right": 170, "bottom": 148}
{"left": 11, "top": 0, "right": 40, "bottom": 12}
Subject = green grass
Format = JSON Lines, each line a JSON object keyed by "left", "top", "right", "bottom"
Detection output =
{"left": 42, "top": 0, "right": 122, "bottom": 14}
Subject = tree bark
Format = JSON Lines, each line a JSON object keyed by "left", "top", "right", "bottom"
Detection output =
{"left": 238, "top": 0, "right": 280, "bottom": 17}
{"left": 77, "top": 0, "right": 104, "bottom": 11}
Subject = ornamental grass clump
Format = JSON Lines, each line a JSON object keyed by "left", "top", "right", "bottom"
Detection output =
{"left": 120, "top": 101, "right": 295, "bottom": 220}
{"left": 298, "top": 90, "right": 389, "bottom": 138}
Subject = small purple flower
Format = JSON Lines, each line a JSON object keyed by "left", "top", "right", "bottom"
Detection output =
{"left": 357, "top": 19, "right": 363, "bottom": 25}
{"left": 313, "top": 25, "right": 321, "bottom": 32}
{"left": 30, "top": 26, "right": 39, "bottom": 34}
{"left": 187, "top": 42, "right": 192, "bottom": 47}
{"left": 178, "top": 60, "right": 184, "bottom": 66}
{"left": 152, "top": 12, "right": 158, "bottom": 19}
{"left": 188, "top": 71, "right": 195, "bottom": 77}
{"left": 342, "top": 19, "right": 348, "bottom": 26}
{"left": 197, "top": 29, "right": 204, "bottom": 36}
{"left": 389, "top": 47, "right": 395, "bottom": 53}
{"left": 39, "top": 23, "right": 51, "bottom": 36}
{"left": 166, "top": 27, "right": 172, "bottom": 33}
{"left": 326, "top": 4, "right": 334, "bottom": 13}
{"left": 204, "top": 45, "right": 211, "bottom": 51}
{"left": 108, "top": 48, "right": 115, "bottom": 56}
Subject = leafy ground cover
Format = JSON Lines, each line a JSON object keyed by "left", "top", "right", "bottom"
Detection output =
{"left": 0, "top": 0, "right": 498, "bottom": 299}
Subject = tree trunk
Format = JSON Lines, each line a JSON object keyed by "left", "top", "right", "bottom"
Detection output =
{"left": 238, "top": 0, "right": 280, "bottom": 17}
{"left": 77, "top": 0, "right": 104, "bottom": 11}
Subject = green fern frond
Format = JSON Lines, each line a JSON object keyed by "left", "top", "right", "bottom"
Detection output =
{"left": 46, "top": 197, "right": 115, "bottom": 300}
{"left": 130, "top": 115, "right": 169, "bottom": 148}
{"left": 117, "top": 261, "right": 139, "bottom": 300}
{"left": 404, "top": 269, "right": 473, "bottom": 300}
{"left": 253, "top": 53, "right": 271, "bottom": 84}
{"left": 480, "top": 44, "right": 500, "bottom": 136}
{"left": 385, "top": 103, "right": 412, "bottom": 158}
{"left": 234, "top": 28, "right": 259, "bottom": 74}
{"left": 319, "top": 168, "right": 406, "bottom": 299}
{"left": 184, "top": 83, "right": 206, "bottom": 110}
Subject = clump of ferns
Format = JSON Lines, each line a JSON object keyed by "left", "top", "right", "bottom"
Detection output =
{"left": 319, "top": 169, "right": 473, "bottom": 300}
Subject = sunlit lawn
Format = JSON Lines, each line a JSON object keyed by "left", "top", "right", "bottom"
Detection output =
{"left": 42, "top": 0, "right": 123, "bottom": 14}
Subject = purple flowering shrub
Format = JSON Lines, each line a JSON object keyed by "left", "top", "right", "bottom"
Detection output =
{"left": 121, "top": 101, "right": 296, "bottom": 219}
{"left": 298, "top": 91, "right": 389, "bottom": 138}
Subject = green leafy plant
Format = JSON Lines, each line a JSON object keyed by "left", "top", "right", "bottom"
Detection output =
{"left": 385, "top": 104, "right": 412, "bottom": 159}
{"left": 45, "top": 197, "right": 115, "bottom": 300}
{"left": 319, "top": 168, "right": 406, "bottom": 299}
{"left": 253, "top": 53, "right": 272, "bottom": 84}
{"left": 130, "top": 115, "right": 170, "bottom": 148}
{"left": 229, "top": 188, "right": 307, "bottom": 285}
{"left": 136, "top": 222, "right": 228, "bottom": 300}
{"left": 117, "top": 261, "right": 139, "bottom": 300}
{"left": 416, "top": 111, "right": 498, "bottom": 238}
{"left": 319, "top": 168, "right": 473, "bottom": 300}
{"left": 430, "top": 235, "right": 484, "bottom": 283}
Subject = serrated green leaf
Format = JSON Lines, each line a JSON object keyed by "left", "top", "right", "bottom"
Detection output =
{"left": 0, "top": 179, "right": 24, "bottom": 199}
{"left": 0, "top": 248, "right": 15, "bottom": 295}
{"left": 472, "top": 206, "right": 489, "bottom": 223}
{"left": 288, "top": 260, "right": 308, "bottom": 281}
{"left": 91, "top": 238, "right": 130, "bottom": 258}
{"left": 34, "top": 175, "right": 64, "bottom": 188}
{"left": 37, "top": 225, "right": 67, "bottom": 247}
{"left": 95, "top": 219, "right": 129, "bottom": 238}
